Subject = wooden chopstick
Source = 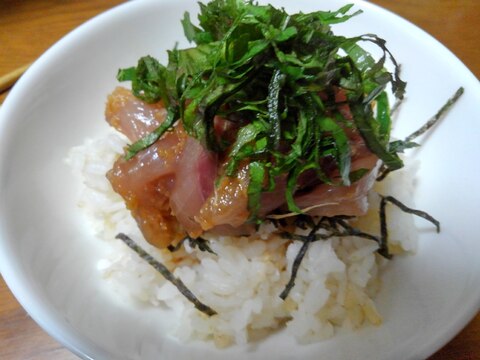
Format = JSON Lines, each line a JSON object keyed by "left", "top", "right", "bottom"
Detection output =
{"left": 0, "top": 63, "right": 31, "bottom": 94}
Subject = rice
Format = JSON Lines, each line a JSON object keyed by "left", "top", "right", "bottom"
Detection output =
{"left": 66, "top": 130, "right": 418, "bottom": 346}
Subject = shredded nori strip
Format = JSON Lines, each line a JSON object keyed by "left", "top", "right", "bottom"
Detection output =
{"left": 390, "top": 97, "right": 404, "bottom": 115}
{"left": 167, "top": 238, "right": 187, "bottom": 252}
{"left": 378, "top": 195, "right": 440, "bottom": 259}
{"left": 281, "top": 219, "right": 381, "bottom": 246}
{"left": 116, "top": 233, "right": 217, "bottom": 316}
{"left": 376, "top": 167, "right": 392, "bottom": 182}
{"left": 187, "top": 236, "right": 217, "bottom": 255}
{"left": 334, "top": 217, "right": 381, "bottom": 244}
{"left": 279, "top": 219, "right": 324, "bottom": 300}
{"left": 278, "top": 192, "right": 441, "bottom": 297}
{"left": 405, "top": 87, "right": 464, "bottom": 142}
{"left": 378, "top": 197, "right": 393, "bottom": 259}
{"left": 280, "top": 217, "right": 382, "bottom": 250}
{"left": 379, "top": 195, "right": 440, "bottom": 232}
{"left": 376, "top": 87, "right": 464, "bottom": 182}
{"left": 167, "top": 236, "right": 217, "bottom": 255}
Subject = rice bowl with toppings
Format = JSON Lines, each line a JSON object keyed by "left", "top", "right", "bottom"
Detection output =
{"left": 67, "top": 129, "right": 418, "bottom": 347}
{"left": 67, "top": 0, "right": 435, "bottom": 348}
{"left": 0, "top": 0, "right": 479, "bottom": 359}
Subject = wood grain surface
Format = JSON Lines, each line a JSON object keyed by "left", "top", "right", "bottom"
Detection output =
{"left": 0, "top": 1, "right": 478, "bottom": 359}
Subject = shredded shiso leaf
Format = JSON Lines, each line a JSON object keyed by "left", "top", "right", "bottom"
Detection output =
{"left": 116, "top": 0, "right": 409, "bottom": 219}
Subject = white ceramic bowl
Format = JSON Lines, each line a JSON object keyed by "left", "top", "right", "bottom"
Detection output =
{"left": 1, "top": 1, "right": 479, "bottom": 359}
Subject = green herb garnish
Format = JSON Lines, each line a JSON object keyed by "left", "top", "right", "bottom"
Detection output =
{"left": 117, "top": 0, "right": 407, "bottom": 219}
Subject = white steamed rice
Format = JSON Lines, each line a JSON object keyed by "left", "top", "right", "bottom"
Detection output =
{"left": 66, "top": 130, "right": 418, "bottom": 347}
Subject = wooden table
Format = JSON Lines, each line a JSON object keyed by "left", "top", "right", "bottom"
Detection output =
{"left": 0, "top": 1, "right": 478, "bottom": 359}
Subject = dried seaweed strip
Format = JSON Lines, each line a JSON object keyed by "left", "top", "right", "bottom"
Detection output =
{"left": 279, "top": 239, "right": 311, "bottom": 300}
{"left": 405, "top": 87, "right": 464, "bottom": 142}
{"left": 187, "top": 236, "right": 217, "bottom": 255}
{"left": 376, "top": 166, "right": 391, "bottom": 182}
{"left": 167, "top": 236, "right": 217, "bottom": 255}
{"left": 279, "top": 219, "right": 323, "bottom": 300}
{"left": 390, "top": 96, "right": 404, "bottom": 115}
{"left": 167, "top": 238, "right": 186, "bottom": 252}
{"left": 293, "top": 214, "right": 316, "bottom": 230}
{"left": 280, "top": 231, "right": 334, "bottom": 242}
{"left": 377, "top": 87, "right": 464, "bottom": 182}
{"left": 320, "top": 218, "right": 386, "bottom": 257}
{"left": 334, "top": 218, "right": 382, "bottom": 244}
{"left": 379, "top": 197, "right": 393, "bottom": 259}
{"left": 380, "top": 195, "right": 440, "bottom": 232}
{"left": 116, "top": 233, "right": 217, "bottom": 316}
{"left": 279, "top": 217, "right": 385, "bottom": 256}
